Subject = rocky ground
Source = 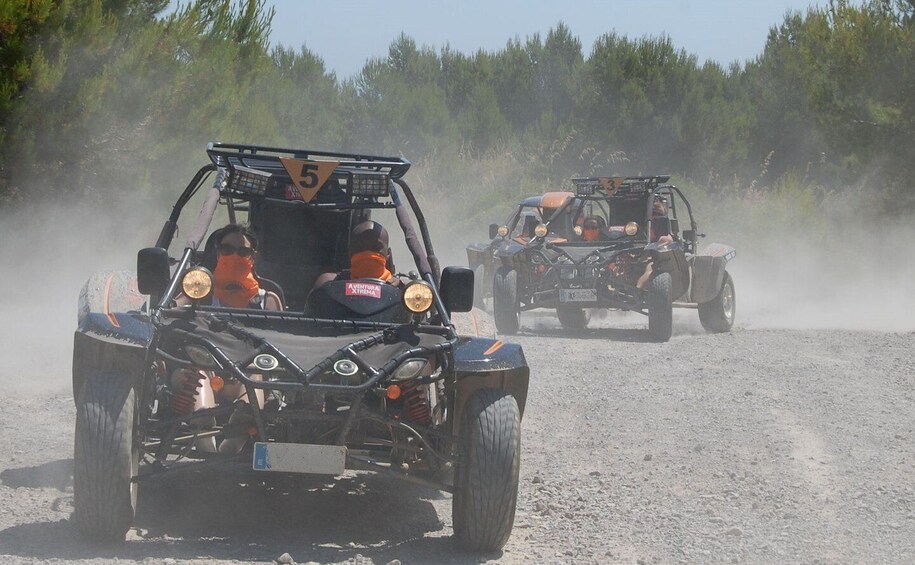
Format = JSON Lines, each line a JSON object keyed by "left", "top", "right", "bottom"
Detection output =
{"left": 1, "top": 311, "right": 914, "bottom": 564}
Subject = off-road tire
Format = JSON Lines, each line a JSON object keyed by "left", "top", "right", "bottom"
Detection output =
{"left": 556, "top": 307, "right": 590, "bottom": 330}
{"left": 492, "top": 266, "right": 520, "bottom": 335}
{"left": 73, "top": 371, "right": 138, "bottom": 542}
{"left": 453, "top": 388, "right": 521, "bottom": 552}
{"left": 647, "top": 272, "right": 673, "bottom": 342}
{"left": 473, "top": 264, "right": 486, "bottom": 310}
{"left": 699, "top": 272, "right": 736, "bottom": 333}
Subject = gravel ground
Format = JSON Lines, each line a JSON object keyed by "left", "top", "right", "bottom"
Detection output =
{"left": 1, "top": 312, "right": 914, "bottom": 564}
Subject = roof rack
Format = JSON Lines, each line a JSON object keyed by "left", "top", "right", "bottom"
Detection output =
{"left": 571, "top": 175, "right": 671, "bottom": 196}
{"left": 207, "top": 142, "right": 412, "bottom": 178}
{"left": 205, "top": 143, "right": 413, "bottom": 204}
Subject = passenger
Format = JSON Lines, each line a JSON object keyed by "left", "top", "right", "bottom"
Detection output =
{"left": 637, "top": 197, "right": 675, "bottom": 289}
{"left": 210, "top": 224, "right": 282, "bottom": 310}
{"left": 648, "top": 196, "right": 674, "bottom": 246}
{"left": 173, "top": 223, "right": 281, "bottom": 453}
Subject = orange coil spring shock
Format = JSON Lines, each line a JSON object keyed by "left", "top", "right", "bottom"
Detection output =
{"left": 401, "top": 381, "right": 431, "bottom": 424}
{"left": 171, "top": 371, "right": 203, "bottom": 415}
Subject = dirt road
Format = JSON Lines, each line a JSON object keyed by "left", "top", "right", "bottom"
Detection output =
{"left": 1, "top": 312, "right": 913, "bottom": 564}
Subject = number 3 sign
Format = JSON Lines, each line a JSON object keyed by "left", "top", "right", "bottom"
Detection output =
{"left": 279, "top": 157, "right": 339, "bottom": 202}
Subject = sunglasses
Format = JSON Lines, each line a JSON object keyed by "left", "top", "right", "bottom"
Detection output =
{"left": 217, "top": 243, "right": 255, "bottom": 258}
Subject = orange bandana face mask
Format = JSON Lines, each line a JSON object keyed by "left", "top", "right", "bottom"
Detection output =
{"left": 584, "top": 228, "right": 600, "bottom": 242}
{"left": 213, "top": 255, "right": 259, "bottom": 307}
{"left": 350, "top": 251, "right": 392, "bottom": 280}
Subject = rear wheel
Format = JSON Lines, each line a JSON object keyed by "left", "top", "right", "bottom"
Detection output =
{"left": 492, "top": 266, "right": 519, "bottom": 335}
{"left": 453, "top": 388, "right": 521, "bottom": 552}
{"left": 556, "top": 307, "right": 590, "bottom": 330}
{"left": 647, "top": 272, "right": 673, "bottom": 342}
{"left": 699, "top": 272, "right": 736, "bottom": 333}
{"left": 73, "top": 371, "right": 138, "bottom": 542}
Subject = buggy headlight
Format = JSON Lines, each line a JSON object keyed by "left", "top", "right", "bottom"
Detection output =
{"left": 182, "top": 268, "right": 213, "bottom": 300}
{"left": 350, "top": 172, "right": 390, "bottom": 196}
{"left": 393, "top": 358, "right": 428, "bottom": 381}
{"left": 228, "top": 165, "right": 271, "bottom": 196}
{"left": 576, "top": 182, "right": 596, "bottom": 196}
{"left": 574, "top": 225, "right": 583, "bottom": 236}
{"left": 184, "top": 344, "right": 218, "bottom": 368}
{"left": 497, "top": 225, "right": 509, "bottom": 237}
{"left": 534, "top": 224, "right": 548, "bottom": 238}
{"left": 403, "top": 281, "right": 434, "bottom": 313}
{"left": 625, "top": 222, "right": 639, "bottom": 236}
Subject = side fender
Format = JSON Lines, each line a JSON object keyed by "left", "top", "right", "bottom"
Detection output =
{"left": 77, "top": 270, "right": 151, "bottom": 346}
{"left": 73, "top": 271, "right": 151, "bottom": 401}
{"left": 690, "top": 244, "right": 736, "bottom": 304}
{"left": 451, "top": 337, "right": 530, "bottom": 434}
{"left": 466, "top": 243, "right": 491, "bottom": 269}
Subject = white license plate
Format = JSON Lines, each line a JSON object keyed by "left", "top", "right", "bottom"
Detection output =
{"left": 559, "top": 288, "right": 597, "bottom": 302}
{"left": 252, "top": 442, "right": 346, "bottom": 475}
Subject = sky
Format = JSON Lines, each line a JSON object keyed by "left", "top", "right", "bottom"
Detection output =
{"left": 266, "top": 0, "right": 829, "bottom": 79}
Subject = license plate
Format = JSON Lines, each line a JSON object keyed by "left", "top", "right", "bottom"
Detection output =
{"left": 253, "top": 442, "right": 346, "bottom": 475}
{"left": 559, "top": 288, "right": 597, "bottom": 302}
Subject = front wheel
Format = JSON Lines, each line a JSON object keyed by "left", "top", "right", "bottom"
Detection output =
{"left": 453, "top": 388, "right": 521, "bottom": 552}
{"left": 492, "top": 266, "right": 520, "bottom": 335}
{"left": 699, "top": 272, "right": 736, "bottom": 333}
{"left": 556, "top": 307, "right": 590, "bottom": 330}
{"left": 647, "top": 272, "right": 673, "bottom": 342}
{"left": 73, "top": 371, "right": 138, "bottom": 542}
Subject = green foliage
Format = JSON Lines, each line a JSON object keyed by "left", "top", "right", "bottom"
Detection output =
{"left": 0, "top": 3, "right": 912, "bottom": 222}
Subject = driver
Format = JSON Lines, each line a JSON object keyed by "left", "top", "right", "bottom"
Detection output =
{"left": 582, "top": 216, "right": 608, "bottom": 242}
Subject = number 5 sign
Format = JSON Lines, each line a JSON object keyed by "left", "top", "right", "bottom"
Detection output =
{"left": 279, "top": 157, "right": 339, "bottom": 202}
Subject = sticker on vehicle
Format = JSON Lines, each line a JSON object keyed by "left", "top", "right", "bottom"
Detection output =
{"left": 345, "top": 282, "right": 382, "bottom": 298}
{"left": 279, "top": 158, "right": 339, "bottom": 202}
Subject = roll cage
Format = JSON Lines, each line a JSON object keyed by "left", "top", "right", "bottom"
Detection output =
{"left": 151, "top": 142, "right": 444, "bottom": 313}
{"left": 536, "top": 175, "right": 701, "bottom": 252}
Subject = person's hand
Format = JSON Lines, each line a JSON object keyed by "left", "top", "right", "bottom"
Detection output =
{"left": 658, "top": 234, "right": 674, "bottom": 246}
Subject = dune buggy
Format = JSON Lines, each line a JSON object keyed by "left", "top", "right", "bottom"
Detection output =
{"left": 475, "top": 176, "right": 736, "bottom": 341}
{"left": 71, "top": 143, "right": 529, "bottom": 551}
{"left": 466, "top": 192, "right": 574, "bottom": 310}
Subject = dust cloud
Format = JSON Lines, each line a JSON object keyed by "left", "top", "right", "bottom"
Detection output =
{"left": 702, "top": 187, "right": 915, "bottom": 333}
{"left": 1, "top": 165, "right": 911, "bottom": 396}
{"left": 0, "top": 200, "right": 158, "bottom": 393}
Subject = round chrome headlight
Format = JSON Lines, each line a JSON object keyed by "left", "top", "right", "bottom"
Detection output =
{"left": 403, "top": 281, "right": 434, "bottom": 314}
{"left": 253, "top": 354, "right": 279, "bottom": 371}
{"left": 392, "top": 358, "right": 429, "bottom": 381}
{"left": 534, "top": 224, "right": 548, "bottom": 238}
{"left": 497, "top": 225, "right": 509, "bottom": 237}
{"left": 625, "top": 222, "right": 639, "bottom": 236}
{"left": 182, "top": 268, "right": 213, "bottom": 300}
{"left": 184, "top": 344, "right": 218, "bottom": 368}
{"left": 333, "top": 359, "right": 359, "bottom": 377}
{"left": 573, "top": 225, "right": 583, "bottom": 236}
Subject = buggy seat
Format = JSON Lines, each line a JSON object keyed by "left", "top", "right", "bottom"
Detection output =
{"left": 305, "top": 279, "right": 410, "bottom": 324}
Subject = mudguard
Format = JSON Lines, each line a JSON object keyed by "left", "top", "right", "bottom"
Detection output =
{"left": 650, "top": 244, "right": 690, "bottom": 300}
{"left": 452, "top": 336, "right": 530, "bottom": 435}
{"left": 73, "top": 271, "right": 151, "bottom": 401}
{"left": 494, "top": 241, "right": 524, "bottom": 260}
{"left": 466, "top": 243, "right": 492, "bottom": 269}
{"left": 690, "top": 244, "right": 736, "bottom": 304}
